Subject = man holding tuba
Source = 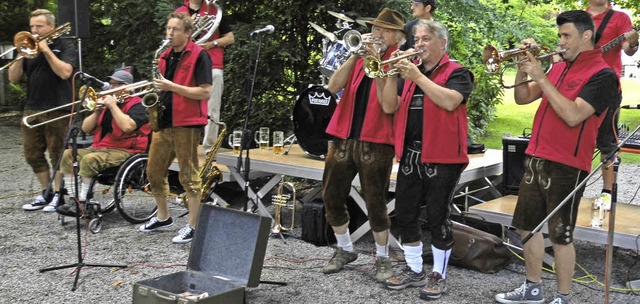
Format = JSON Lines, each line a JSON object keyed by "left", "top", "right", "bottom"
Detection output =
{"left": 494, "top": 10, "right": 618, "bottom": 304}
{"left": 175, "top": 0, "right": 235, "bottom": 154}
{"left": 320, "top": 8, "right": 406, "bottom": 283}
{"left": 55, "top": 70, "right": 150, "bottom": 216}
{"left": 379, "top": 20, "right": 474, "bottom": 300}
{"left": 9, "top": 9, "right": 78, "bottom": 212}
{"left": 138, "top": 12, "right": 212, "bottom": 244}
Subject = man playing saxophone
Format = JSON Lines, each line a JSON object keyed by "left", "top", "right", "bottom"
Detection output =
{"left": 175, "top": 0, "right": 235, "bottom": 154}
{"left": 139, "top": 12, "right": 212, "bottom": 244}
{"left": 9, "top": 9, "right": 78, "bottom": 212}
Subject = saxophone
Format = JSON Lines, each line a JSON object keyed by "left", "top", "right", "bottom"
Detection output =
{"left": 142, "top": 39, "right": 171, "bottom": 132}
{"left": 199, "top": 120, "right": 227, "bottom": 202}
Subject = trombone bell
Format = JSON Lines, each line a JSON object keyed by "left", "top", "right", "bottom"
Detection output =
{"left": 271, "top": 181, "right": 296, "bottom": 234}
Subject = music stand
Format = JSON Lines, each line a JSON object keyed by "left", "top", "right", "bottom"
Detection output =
{"left": 39, "top": 74, "right": 127, "bottom": 291}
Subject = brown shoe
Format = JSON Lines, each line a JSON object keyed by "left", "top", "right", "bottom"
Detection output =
{"left": 322, "top": 247, "right": 358, "bottom": 274}
{"left": 373, "top": 256, "right": 393, "bottom": 282}
{"left": 384, "top": 266, "right": 427, "bottom": 290}
{"left": 419, "top": 271, "right": 447, "bottom": 300}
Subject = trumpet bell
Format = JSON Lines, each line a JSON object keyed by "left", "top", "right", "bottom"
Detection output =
{"left": 343, "top": 30, "right": 361, "bottom": 53}
{"left": 482, "top": 45, "right": 501, "bottom": 73}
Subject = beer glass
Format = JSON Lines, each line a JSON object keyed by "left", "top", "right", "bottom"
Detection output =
{"left": 273, "top": 131, "right": 285, "bottom": 155}
{"left": 228, "top": 130, "right": 242, "bottom": 153}
{"left": 254, "top": 127, "right": 270, "bottom": 150}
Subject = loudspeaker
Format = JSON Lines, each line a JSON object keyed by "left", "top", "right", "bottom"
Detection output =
{"left": 58, "top": 0, "right": 90, "bottom": 38}
{"left": 502, "top": 136, "right": 530, "bottom": 195}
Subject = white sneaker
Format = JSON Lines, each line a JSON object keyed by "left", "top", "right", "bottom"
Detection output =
{"left": 22, "top": 194, "right": 48, "bottom": 211}
{"left": 43, "top": 192, "right": 62, "bottom": 212}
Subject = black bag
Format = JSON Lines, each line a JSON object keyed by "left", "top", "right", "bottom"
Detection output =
{"left": 449, "top": 221, "right": 510, "bottom": 273}
{"left": 301, "top": 198, "right": 335, "bottom": 246}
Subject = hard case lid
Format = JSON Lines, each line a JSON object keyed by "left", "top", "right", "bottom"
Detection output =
{"left": 188, "top": 204, "right": 271, "bottom": 287}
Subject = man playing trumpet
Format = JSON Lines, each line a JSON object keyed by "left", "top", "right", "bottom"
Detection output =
{"left": 57, "top": 70, "right": 150, "bottom": 216}
{"left": 495, "top": 10, "right": 618, "bottom": 304}
{"left": 321, "top": 8, "right": 406, "bottom": 282}
{"left": 10, "top": 9, "right": 78, "bottom": 212}
{"left": 379, "top": 20, "right": 474, "bottom": 300}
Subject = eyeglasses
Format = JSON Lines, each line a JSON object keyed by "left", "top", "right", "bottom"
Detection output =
{"left": 109, "top": 81, "right": 126, "bottom": 85}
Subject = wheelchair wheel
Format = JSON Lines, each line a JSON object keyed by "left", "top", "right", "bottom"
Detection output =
{"left": 114, "top": 154, "right": 157, "bottom": 224}
{"left": 87, "top": 177, "right": 116, "bottom": 213}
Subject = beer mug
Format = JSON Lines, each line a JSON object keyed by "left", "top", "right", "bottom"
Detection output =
{"left": 273, "top": 131, "right": 285, "bottom": 155}
{"left": 254, "top": 127, "right": 270, "bottom": 150}
{"left": 228, "top": 130, "right": 242, "bottom": 153}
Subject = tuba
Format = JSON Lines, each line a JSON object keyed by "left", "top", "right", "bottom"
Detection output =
{"left": 142, "top": 39, "right": 171, "bottom": 132}
{"left": 191, "top": 0, "right": 222, "bottom": 45}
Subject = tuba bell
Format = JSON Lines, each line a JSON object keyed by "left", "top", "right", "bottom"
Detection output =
{"left": 191, "top": 0, "right": 222, "bottom": 45}
{"left": 271, "top": 181, "right": 296, "bottom": 234}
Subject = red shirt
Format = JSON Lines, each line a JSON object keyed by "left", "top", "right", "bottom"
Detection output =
{"left": 588, "top": 4, "right": 633, "bottom": 77}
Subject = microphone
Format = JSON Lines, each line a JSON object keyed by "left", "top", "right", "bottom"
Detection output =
{"left": 621, "top": 104, "right": 640, "bottom": 109}
{"left": 81, "top": 72, "right": 110, "bottom": 90}
{"left": 250, "top": 25, "right": 275, "bottom": 37}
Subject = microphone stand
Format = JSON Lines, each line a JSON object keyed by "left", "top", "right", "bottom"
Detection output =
{"left": 237, "top": 31, "right": 266, "bottom": 215}
{"left": 40, "top": 75, "right": 127, "bottom": 291}
{"left": 603, "top": 155, "right": 619, "bottom": 304}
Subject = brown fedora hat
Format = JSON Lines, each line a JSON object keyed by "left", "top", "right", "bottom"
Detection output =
{"left": 366, "top": 8, "right": 407, "bottom": 37}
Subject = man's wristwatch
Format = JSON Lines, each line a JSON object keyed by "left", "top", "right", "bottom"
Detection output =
{"left": 213, "top": 40, "right": 219, "bottom": 48}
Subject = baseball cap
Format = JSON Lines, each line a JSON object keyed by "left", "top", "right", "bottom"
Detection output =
{"left": 107, "top": 70, "right": 134, "bottom": 84}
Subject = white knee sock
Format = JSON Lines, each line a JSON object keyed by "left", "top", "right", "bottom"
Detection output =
{"left": 376, "top": 243, "right": 389, "bottom": 258}
{"left": 431, "top": 245, "right": 451, "bottom": 279}
{"left": 63, "top": 175, "right": 77, "bottom": 197}
{"left": 335, "top": 231, "right": 354, "bottom": 252}
{"left": 78, "top": 176, "right": 92, "bottom": 201}
{"left": 404, "top": 243, "right": 424, "bottom": 273}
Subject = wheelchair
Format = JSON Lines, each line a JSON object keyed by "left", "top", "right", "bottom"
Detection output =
{"left": 61, "top": 153, "right": 158, "bottom": 233}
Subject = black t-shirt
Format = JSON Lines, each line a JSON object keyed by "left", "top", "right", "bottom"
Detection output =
{"left": 348, "top": 77, "right": 373, "bottom": 140}
{"left": 23, "top": 38, "right": 78, "bottom": 110}
{"left": 578, "top": 69, "right": 619, "bottom": 116}
{"left": 158, "top": 49, "right": 213, "bottom": 128}
{"left": 99, "top": 102, "right": 148, "bottom": 139}
{"left": 397, "top": 65, "right": 474, "bottom": 145}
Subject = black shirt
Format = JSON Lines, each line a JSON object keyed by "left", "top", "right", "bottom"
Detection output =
{"left": 349, "top": 76, "right": 373, "bottom": 140}
{"left": 23, "top": 38, "right": 78, "bottom": 110}
{"left": 578, "top": 69, "right": 619, "bottom": 116}
{"left": 158, "top": 49, "right": 213, "bottom": 128}
{"left": 99, "top": 102, "right": 148, "bottom": 139}
{"left": 397, "top": 64, "right": 474, "bottom": 145}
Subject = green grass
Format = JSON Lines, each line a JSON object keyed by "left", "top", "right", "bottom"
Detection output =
{"left": 479, "top": 78, "right": 640, "bottom": 164}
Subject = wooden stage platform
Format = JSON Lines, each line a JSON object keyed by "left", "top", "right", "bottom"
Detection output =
{"left": 469, "top": 195, "right": 640, "bottom": 250}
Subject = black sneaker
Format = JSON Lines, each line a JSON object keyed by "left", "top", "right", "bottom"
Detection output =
{"left": 139, "top": 217, "right": 174, "bottom": 232}
{"left": 43, "top": 192, "right": 63, "bottom": 212}
{"left": 22, "top": 192, "right": 48, "bottom": 211}
{"left": 172, "top": 225, "right": 195, "bottom": 244}
{"left": 384, "top": 266, "right": 428, "bottom": 290}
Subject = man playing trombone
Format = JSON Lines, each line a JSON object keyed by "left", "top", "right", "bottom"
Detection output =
{"left": 9, "top": 9, "right": 78, "bottom": 212}
{"left": 56, "top": 70, "right": 150, "bottom": 216}
{"left": 379, "top": 20, "right": 474, "bottom": 300}
{"left": 495, "top": 10, "right": 618, "bottom": 304}
{"left": 321, "top": 8, "right": 405, "bottom": 283}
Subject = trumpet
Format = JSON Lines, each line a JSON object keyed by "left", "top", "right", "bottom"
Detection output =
{"left": 482, "top": 44, "right": 566, "bottom": 88}
{"left": 271, "top": 181, "right": 296, "bottom": 234}
{"left": 342, "top": 30, "right": 383, "bottom": 56}
{"left": 363, "top": 49, "right": 424, "bottom": 78}
{"left": 23, "top": 80, "right": 154, "bottom": 128}
{"left": 0, "top": 22, "right": 71, "bottom": 71}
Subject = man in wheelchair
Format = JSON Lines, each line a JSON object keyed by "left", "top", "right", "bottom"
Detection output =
{"left": 55, "top": 70, "right": 151, "bottom": 216}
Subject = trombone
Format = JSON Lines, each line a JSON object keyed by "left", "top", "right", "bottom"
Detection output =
{"left": 363, "top": 49, "right": 424, "bottom": 78}
{"left": 23, "top": 80, "right": 154, "bottom": 128}
{"left": 0, "top": 22, "right": 72, "bottom": 71}
{"left": 482, "top": 44, "right": 566, "bottom": 88}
